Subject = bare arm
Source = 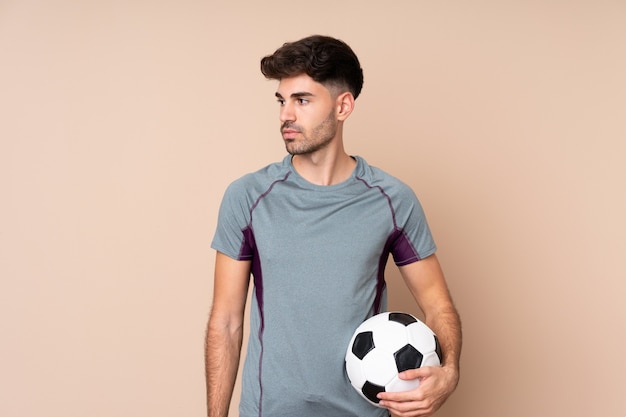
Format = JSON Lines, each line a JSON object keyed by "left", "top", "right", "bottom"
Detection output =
{"left": 378, "top": 254, "right": 462, "bottom": 416}
{"left": 402, "top": 254, "right": 461, "bottom": 373}
{"left": 205, "top": 252, "right": 251, "bottom": 417}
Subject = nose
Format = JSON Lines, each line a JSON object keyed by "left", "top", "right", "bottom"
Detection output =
{"left": 279, "top": 101, "right": 295, "bottom": 124}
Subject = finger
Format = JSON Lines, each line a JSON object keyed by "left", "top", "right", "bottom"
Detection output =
{"left": 379, "top": 398, "right": 429, "bottom": 417}
{"left": 377, "top": 388, "right": 425, "bottom": 403}
{"left": 398, "top": 366, "right": 431, "bottom": 380}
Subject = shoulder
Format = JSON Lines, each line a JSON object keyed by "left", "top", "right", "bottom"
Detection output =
{"left": 354, "top": 156, "right": 416, "bottom": 199}
{"left": 222, "top": 156, "right": 292, "bottom": 201}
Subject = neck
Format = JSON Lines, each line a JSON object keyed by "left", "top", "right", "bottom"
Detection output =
{"left": 291, "top": 147, "right": 356, "bottom": 186}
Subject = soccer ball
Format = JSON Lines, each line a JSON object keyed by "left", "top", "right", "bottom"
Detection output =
{"left": 345, "top": 311, "right": 442, "bottom": 407}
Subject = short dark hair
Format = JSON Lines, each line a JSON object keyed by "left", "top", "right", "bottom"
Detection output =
{"left": 260, "top": 35, "right": 364, "bottom": 99}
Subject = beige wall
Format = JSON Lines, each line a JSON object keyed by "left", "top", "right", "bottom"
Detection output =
{"left": 1, "top": 1, "right": 625, "bottom": 416}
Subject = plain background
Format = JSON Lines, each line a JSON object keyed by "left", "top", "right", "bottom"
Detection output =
{"left": 1, "top": 1, "right": 625, "bottom": 416}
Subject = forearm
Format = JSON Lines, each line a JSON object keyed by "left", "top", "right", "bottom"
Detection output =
{"left": 426, "top": 303, "right": 462, "bottom": 377}
{"left": 205, "top": 316, "right": 244, "bottom": 417}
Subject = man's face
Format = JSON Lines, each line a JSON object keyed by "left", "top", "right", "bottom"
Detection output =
{"left": 275, "top": 74, "right": 339, "bottom": 156}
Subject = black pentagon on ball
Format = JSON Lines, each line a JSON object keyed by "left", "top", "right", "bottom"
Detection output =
{"left": 362, "top": 381, "right": 385, "bottom": 404}
{"left": 352, "top": 331, "right": 375, "bottom": 360}
{"left": 434, "top": 335, "right": 443, "bottom": 363}
{"left": 388, "top": 312, "right": 418, "bottom": 326}
{"left": 394, "top": 344, "right": 423, "bottom": 372}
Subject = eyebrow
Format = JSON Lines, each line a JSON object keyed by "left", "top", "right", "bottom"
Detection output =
{"left": 275, "top": 92, "right": 315, "bottom": 99}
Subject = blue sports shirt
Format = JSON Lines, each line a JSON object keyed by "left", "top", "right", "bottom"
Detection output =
{"left": 211, "top": 155, "right": 436, "bottom": 417}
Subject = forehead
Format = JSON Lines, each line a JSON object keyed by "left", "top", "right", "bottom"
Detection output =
{"left": 276, "top": 74, "right": 332, "bottom": 98}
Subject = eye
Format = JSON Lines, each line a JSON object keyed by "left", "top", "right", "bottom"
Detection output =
{"left": 276, "top": 98, "right": 285, "bottom": 106}
{"left": 297, "top": 98, "right": 309, "bottom": 105}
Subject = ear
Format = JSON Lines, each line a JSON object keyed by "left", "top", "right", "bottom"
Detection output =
{"left": 335, "top": 92, "right": 355, "bottom": 121}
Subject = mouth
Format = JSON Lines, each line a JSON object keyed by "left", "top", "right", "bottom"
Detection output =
{"left": 282, "top": 129, "right": 300, "bottom": 140}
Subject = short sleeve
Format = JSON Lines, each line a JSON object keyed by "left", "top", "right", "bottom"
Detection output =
{"left": 211, "top": 179, "right": 253, "bottom": 260}
{"left": 390, "top": 184, "right": 437, "bottom": 265}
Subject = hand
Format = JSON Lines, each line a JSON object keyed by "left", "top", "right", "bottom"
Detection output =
{"left": 377, "top": 365, "right": 459, "bottom": 417}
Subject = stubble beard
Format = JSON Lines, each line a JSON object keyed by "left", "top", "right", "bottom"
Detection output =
{"left": 283, "top": 110, "right": 338, "bottom": 156}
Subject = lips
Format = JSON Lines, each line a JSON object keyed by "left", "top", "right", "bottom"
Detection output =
{"left": 282, "top": 129, "right": 300, "bottom": 139}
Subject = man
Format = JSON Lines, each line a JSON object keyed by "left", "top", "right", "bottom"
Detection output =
{"left": 205, "top": 35, "right": 461, "bottom": 417}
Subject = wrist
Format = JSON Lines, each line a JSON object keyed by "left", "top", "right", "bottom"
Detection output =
{"left": 441, "top": 363, "right": 460, "bottom": 388}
